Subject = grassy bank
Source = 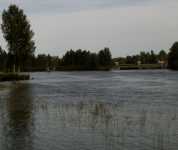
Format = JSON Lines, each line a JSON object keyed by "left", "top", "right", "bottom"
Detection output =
{"left": 113, "top": 64, "right": 163, "bottom": 70}
{"left": 0, "top": 73, "right": 30, "bottom": 82}
{"left": 56, "top": 66, "right": 112, "bottom": 71}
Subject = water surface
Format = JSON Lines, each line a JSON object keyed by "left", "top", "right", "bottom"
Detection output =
{"left": 0, "top": 70, "right": 178, "bottom": 150}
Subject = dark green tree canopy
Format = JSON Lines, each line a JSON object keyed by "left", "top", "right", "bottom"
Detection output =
{"left": 1, "top": 4, "right": 35, "bottom": 72}
{"left": 158, "top": 50, "right": 167, "bottom": 61}
{"left": 99, "top": 47, "right": 112, "bottom": 66}
{"left": 0, "top": 46, "right": 8, "bottom": 71}
{"left": 60, "top": 48, "right": 112, "bottom": 70}
{"left": 168, "top": 42, "right": 178, "bottom": 70}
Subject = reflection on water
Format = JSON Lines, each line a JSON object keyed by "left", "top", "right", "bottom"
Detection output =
{"left": 0, "top": 70, "right": 178, "bottom": 150}
{"left": 0, "top": 83, "right": 33, "bottom": 150}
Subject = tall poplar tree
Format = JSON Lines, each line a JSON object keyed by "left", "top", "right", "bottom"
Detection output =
{"left": 1, "top": 4, "right": 35, "bottom": 72}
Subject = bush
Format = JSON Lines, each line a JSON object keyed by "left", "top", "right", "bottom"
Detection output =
{"left": 168, "top": 42, "right": 178, "bottom": 70}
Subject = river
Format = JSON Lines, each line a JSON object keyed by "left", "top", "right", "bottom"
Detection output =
{"left": 0, "top": 70, "right": 178, "bottom": 150}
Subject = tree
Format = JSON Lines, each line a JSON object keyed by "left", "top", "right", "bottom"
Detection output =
{"left": 168, "top": 42, "right": 178, "bottom": 70}
{"left": 140, "top": 51, "right": 146, "bottom": 64}
{"left": 98, "top": 48, "right": 112, "bottom": 66}
{"left": 1, "top": 4, "right": 35, "bottom": 72}
{"left": 150, "top": 50, "right": 157, "bottom": 64}
{"left": 60, "top": 48, "right": 112, "bottom": 70}
{"left": 158, "top": 50, "right": 167, "bottom": 61}
{"left": 35, "top": 54, "right": 48, "bottom": 70}
{"left": 0, "top": 46, "right": 8, "bottom": 71}
{"left": 89, "top": 53, "right": 98, "bottom": 69}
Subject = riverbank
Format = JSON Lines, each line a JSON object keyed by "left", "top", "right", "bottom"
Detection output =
{"left": 56, "top": 66, "right": 111, "bottom": 71}
{"left": 113, "top": 64, "right": 164, "bottom": 70}
{"left": 23, "top": 64, "right": 164, "bottom": 72}
{"left": 0, "top": 73, "right": 30, "bottom": 82}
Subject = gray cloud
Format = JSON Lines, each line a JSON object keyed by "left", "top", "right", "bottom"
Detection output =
{"left": 0, "top": 0, "right": 149, "bottom": 14}
{"left": 0, "top": 0, "right": 178, "bottom": 57}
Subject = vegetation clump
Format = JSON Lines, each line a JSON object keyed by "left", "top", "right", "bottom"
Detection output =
{"left": 168, "top": 42, "right": 178, "bottom": 70}
{"left": 59, "top": 48, "right": 112, "bottom": 70}
{"left": 113, "top": 50, "right": 168, "bottom": 70}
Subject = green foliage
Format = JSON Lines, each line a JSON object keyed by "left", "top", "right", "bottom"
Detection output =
{"left": 1, "top": 4, "right": 35, "bottom": 72}
{"left": 12, "top": 49, "right": 110, "bottom": 71}
{"left": 113, "top": 50, "right": 168, "bottom": 66}
{"left": 168, "top": 42, "right": 178, "bottom": 70}
{"left": 25, "top": 54, "right": 60, "bottom": 71}
{"left": 60, "top": 48, "right": 112, "bottom": 70}
{"left": 0, "top": 46, "right": 8, "bottom": 71}
{"left": 98, "top": 48, "right": 112, "bottom": 66}
{"left": 140, "top": 50, "right": 157, "bottom": 64}
{"left": 150, "top": 50, "right": 157, "bottom": 64}
{"left": 158, "top": 50, "right": 167, "bottom": 61}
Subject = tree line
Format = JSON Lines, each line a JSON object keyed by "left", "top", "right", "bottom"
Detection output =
{"left": 0, "top": 5, "right": 112, "bottom": 72}
{"left": 113, "top": 50, "right": 168, "bottom": 65}
{"left": 0, "top": 47, "right": 112, "bottom": 71}
{"left": 113, "top": 44, "right": 178, "bottom": 70}
{"left": 60, "top": 48, "right": 112, "bottom": 70}
{"left": 0, "top": 4, "right": 178, "bottom": 72}
{"left": 168, "top": 42, "right": 178, "bottom": 70}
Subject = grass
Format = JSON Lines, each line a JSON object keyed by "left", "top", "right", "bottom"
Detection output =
{"left": 139, "top": 64, "right": 162, "bottom": 69}
{"left": 0, "top": 73, "right": 30, "bottom": 82}
{"left": 114, "top": 64, "right": 162, "bottom": 70}
{"left": 56, "top": 65, "right": 112, "bottom": 71}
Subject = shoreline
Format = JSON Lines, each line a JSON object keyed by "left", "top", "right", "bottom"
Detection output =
{"left": 0, "top": 73, "right": 30, "bottom": 82}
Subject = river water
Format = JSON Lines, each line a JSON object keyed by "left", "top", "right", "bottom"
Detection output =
{"left": 0, "top": 70, "right": 178, "bottom": 150}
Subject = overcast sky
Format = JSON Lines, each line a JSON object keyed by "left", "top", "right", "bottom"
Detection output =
{"left": 0, "top": 0, "right": 178, "bottom": 57}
